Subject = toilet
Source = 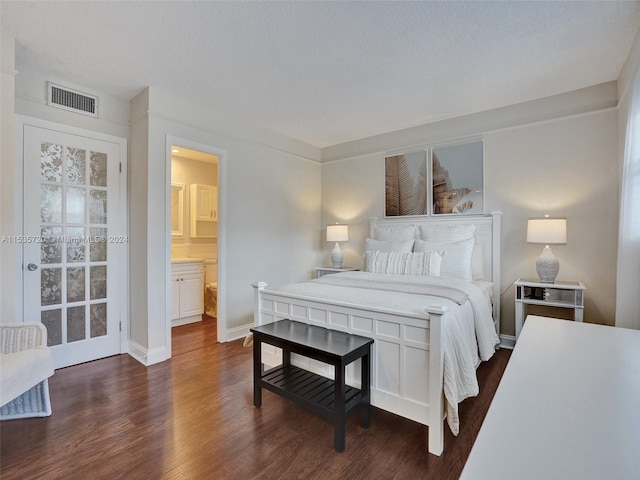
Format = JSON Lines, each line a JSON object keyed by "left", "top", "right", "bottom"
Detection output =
{"left": 203, "top": 259, "right": 217, "bottom": 317}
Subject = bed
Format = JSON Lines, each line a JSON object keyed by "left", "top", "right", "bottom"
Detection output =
{"left": 252, "top": 212, "right": 502, "bottom": 456}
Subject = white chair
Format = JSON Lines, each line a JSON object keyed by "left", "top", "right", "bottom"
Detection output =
{"left": 0, "top": 323, "right": 55, "bottom": 419}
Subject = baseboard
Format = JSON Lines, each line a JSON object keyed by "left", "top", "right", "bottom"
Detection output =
{"left": 128, "top": 340, "right": 170, "bottom": 366}
{"left": 499, "top": 334, "right": 516, "bottom": 350}
{"left": 226, "top": 323, "right": 251, "bottom": 342}
{"left": 171, "top": 315, "right": 202, "bottom": 327}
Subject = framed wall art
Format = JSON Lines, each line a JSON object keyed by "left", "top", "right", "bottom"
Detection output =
{"left": 431, "top": 140, "right": 484, "bottom": 215}
{"left": 384, "top": 150, "right": 429, "bottom": 217}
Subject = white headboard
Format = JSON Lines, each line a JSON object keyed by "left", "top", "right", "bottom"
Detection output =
{"left": 369, "top": 211, "right": 502, "bottom": 333}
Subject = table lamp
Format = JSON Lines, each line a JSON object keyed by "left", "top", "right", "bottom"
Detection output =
{"left": 527, "top": 216, "right": 567, "bottom": 283}
{"left": 326, "top": 223, "right": 349, "bottom": 269}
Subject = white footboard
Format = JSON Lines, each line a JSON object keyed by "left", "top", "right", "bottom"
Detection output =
{"left": 252, "top": 282, "right": 447, "bottom": 456}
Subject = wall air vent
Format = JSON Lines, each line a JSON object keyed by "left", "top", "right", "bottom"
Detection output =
{"left": 47, "top": 82, "right": 98, "bottom": 118}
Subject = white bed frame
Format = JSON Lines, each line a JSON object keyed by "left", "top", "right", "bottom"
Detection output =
{"left": 252, "top": 211, "right": 501, "bottom": 456}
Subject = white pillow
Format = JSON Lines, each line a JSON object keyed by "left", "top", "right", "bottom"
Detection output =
{"left": 414, "top": 238, "right": 474, "bottom": 281}
{"left": 373, "top": 224, "right": 416, "bottom": 241}
{"left": 419, "top": 224, "right": 476, "bottom": 242}
{"left": 365, "top": 250, "right": 441, "bottom": 276}
{"left": 471, "top": 243, "right": 485, "bottom": 281}
{"left": 365, "top": 238, "right": 414, "bottom": 253}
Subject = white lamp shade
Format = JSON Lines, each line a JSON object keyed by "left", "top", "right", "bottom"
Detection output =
{"left": 527, "top": 218, "right": 567, "bottom": 245}
{"left": 326, "top": 224, "right": 349, "bottom": 242}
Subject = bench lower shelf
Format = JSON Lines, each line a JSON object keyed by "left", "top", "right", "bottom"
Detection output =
{"left": 261, "top": 364, "right": 363, "bottom": 418}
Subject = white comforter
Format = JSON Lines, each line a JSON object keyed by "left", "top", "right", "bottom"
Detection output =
{"left": 276, "top": 271, "right": 500, "bottom": 435}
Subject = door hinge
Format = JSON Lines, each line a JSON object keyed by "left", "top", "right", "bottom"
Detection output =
{"left": 119, "top": 321, "right": 122, "bottom": 332}
{"left": 119, "top": 162, "right": 122, "bottom": 173}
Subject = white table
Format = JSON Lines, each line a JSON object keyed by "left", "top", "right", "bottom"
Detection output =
{"left": 514, "top": 278, "right": 585, "bottom": 341}
{"left": 461, "top": 315, "right": 640, "bottom": 480}
{"left": 315, "top": 266, "right": 358, "bottom": 278}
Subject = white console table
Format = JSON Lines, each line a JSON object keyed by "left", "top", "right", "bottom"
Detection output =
{"left": 460, "top": 316, "right": 640, "bottom": 480}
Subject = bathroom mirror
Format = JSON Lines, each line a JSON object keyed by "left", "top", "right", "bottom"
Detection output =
{"left": 171, "top": 183, "right": 185, "bottom": 237}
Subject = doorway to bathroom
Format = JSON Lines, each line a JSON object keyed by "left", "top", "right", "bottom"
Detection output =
{"left": 167, "top": 137, "right": 226, "bottom": 351}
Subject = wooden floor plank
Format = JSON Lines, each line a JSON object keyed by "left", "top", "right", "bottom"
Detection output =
{"left": 0, "top": 320, "right": 510, "bottom": 480}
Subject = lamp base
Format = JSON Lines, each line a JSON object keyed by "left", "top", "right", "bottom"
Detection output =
{"left": 331, "top": 243, "right": 344, "bottom": 269}
{"left": 536, "top": 245, "right": 559, "bottom": 283}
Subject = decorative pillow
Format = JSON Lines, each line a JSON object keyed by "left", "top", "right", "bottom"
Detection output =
{"left": 471, "top": 243, "right": 485, "bottom": 281}
{"left": 365, "top": 250, "right": 441, "bottom": 276}
{"left": 365, "top": 238, "right": 414, "bottom": 253}
{"left": 419, "top": 224, "right": 476, "bottom": 242}
{"left": 413, "top": 238, "right": 474, "bottom": 281}
{"left": 373, "top": 224, "right": 417, "bottom": 241}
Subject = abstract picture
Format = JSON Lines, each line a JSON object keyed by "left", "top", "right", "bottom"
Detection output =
{"left": 384, "top": 150, "right": 428, "bottom": 217}
{"left": 431, "top": 140, "right": 484, "bottom": 215}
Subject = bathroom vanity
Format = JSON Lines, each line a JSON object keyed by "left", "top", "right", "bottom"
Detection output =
{"left": 171, "top": 259, "right": 204, "bottom": 327}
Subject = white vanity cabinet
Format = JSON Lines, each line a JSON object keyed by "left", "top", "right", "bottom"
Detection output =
{"left": 171, "top": 260, "right": 204, "bottom": 327}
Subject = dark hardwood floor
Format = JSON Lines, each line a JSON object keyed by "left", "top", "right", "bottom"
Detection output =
{"left": 172, "top": 314, "right": 218, "bottom": 356}
{"left": 0, "top": 319, "right": 510, "bottom": 480}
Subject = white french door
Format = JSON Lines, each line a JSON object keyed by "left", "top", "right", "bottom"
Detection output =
{"left": 22, "top": 122, "right": 127, "bottom": 368}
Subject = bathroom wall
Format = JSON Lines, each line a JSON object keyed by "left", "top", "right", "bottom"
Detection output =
{"left": 171, "top": 155, "right": 218, "bottom": 259}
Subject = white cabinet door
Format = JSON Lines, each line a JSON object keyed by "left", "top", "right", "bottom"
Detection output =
{"left": 191, "top": 184, "right": 217, "bottom": 221}
{"left": 171, "top": 274, "right": 181, "bottom": 321}
{"left": 179, "top": 273, "right": 204, "bottom": 317}
{"left": 171, "top": 262, "right": 204, "bottom": 326}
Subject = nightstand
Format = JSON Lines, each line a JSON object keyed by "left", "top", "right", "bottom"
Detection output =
{"left": 514, "top": 278, "right": 585, "bottom": 341}
{"left": 315, "top": 266, "right": 359, "bottom": 278}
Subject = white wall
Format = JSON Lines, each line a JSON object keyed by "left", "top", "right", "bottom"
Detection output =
{"left": 129, "top": 87, "right": 322, "bottom": 363}
{"left": 128, "top": 90, "right": 150, "bottom": 353}
{"left": 486, "top": 112, "right": 618, "bottom": 331}
{"left": 321, "top": 87, "right": 620, "bottom": 336}
{"left": 1, "top": 34, "right": 18, "bottom": 323}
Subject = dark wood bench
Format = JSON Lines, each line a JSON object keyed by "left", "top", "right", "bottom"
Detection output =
{"left": 250, "top": 319, "right": 374, "bottom": 452}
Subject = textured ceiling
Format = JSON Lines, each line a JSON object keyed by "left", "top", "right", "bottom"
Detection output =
{"left": 2, "top": 1, "right": 640, "bottom": 148}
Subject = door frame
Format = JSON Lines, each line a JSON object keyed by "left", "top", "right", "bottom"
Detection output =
{"left": 15, "top": 115, "right": 129, "bottom": 354}
{"left": 165, "top": 135, "right": 227, "bottom": 345}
